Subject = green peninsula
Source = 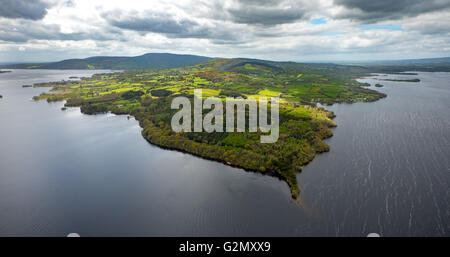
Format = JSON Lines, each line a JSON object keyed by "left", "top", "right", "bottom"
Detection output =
{"left": 32, "top": 59, "right": 386, "bottom": 198}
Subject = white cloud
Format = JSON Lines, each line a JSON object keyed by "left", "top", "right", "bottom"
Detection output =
{"left": 0, "top": 0, "right": 449, "bottom": 62}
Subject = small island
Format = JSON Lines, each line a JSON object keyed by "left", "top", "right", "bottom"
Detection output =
{"left": 385, "top": 72, "right": 419, "bottom": 75}
{"left": 380, "top": 78, "right": 421, "bottom": 82}
{"left": 375, "top": 83, "right": 384, "bottom": 87}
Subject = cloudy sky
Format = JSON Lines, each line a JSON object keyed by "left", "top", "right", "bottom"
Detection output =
{"left": 0, "top": 0, "right": 449, "bottom": 63}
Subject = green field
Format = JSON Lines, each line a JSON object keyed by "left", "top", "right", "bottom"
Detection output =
{"left": 32, "top": 59, "right": 386, "bottom": 199}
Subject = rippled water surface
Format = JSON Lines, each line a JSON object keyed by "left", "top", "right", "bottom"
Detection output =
{"left": 0, "top": 70, "right": 448, "bottom": 236}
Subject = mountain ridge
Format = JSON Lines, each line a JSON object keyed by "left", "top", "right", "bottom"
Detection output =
{"left": 0, "top": 53, "right": 212, "bottom": 70}
{"left": 2, "top": 53, "right": 450, "bottom": 72}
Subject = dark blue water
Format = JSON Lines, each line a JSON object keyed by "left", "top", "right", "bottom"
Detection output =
{"left": 0, "top": 70, "right": 449, "bottom": 236}
{"left": 300, "top": 72, "right": 450, "bottom": 236}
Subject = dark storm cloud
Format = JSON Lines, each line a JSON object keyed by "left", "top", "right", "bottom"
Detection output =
{"left": 334, "top": 0, "right": 450, "bottom": 22}
{"left": 0, "top": 20, "right": 122, "bottom": 43}
{"left": 102, "top": 10, "right": 239, "bottom": 41}
{"left": 227, "top": 7, "right": 306, "bottom": 26}
{"left": 236, "top": 0, "right": 280, "bottom": 6}
{"left": 226, "top": 0, "right": 308, "bottom": 26}
{"left": 104, "top": 11, "right": 197, "bottom": 34}
{"left": 0, "top": 0, "right": 50, "bottom": 20}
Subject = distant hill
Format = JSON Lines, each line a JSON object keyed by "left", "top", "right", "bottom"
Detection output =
{"left": 2, "top": 54, "right": 449, "bottom": 73}
{"left": 196, "top": 56, "right": 450, "bottom": 80}
{"left": 342, "top": 57, "right": 450, "bottom": 72}
{"left": 1, "top": 53, "right": 212, "bottom": 70}
{"left": 196, "top": 58, "right": 377, "bottom": 80}
{"left": 369, "top": 57, "right": 450, "bottom": 64}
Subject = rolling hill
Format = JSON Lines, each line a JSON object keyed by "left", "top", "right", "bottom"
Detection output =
{"left": 1, "top": 53, "right": 212, "bottom": 70}
{"left": 2, "top": 53, "right": 449, "bottom": 73}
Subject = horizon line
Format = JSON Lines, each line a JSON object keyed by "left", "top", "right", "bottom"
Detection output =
{"left": 1, "top": 52, "right": 449, "bottom": 66}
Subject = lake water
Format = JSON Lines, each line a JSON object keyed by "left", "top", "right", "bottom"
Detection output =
{"left": 0, "top": 70, "right": 448, "bottom": 236}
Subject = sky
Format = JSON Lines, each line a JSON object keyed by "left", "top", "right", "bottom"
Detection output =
{"left": 0, "top": 0, "right": 449, "bottom": 63}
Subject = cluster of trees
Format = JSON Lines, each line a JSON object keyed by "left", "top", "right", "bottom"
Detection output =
{"left": 219, "top": 89, "right": 247, "bottom": 98}
{"left": 122, "top": 90, "right": 145, "bottom": 100}
{"left": 80, "top": 103, "right": 109, "bottom": 114}
{"left": 131, "top": 95, "right": 335, "bottom": 198}
{"left": 65, "top": 92, "right": 121, "bottom": 107}
{"left": 150, "top": 89, "right": 172, "bottom": 97}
